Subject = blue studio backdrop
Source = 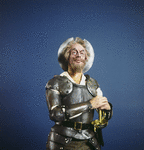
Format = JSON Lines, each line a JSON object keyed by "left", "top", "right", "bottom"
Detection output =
{"left": 1, "top": 0, "right": 144, "bottom": 150}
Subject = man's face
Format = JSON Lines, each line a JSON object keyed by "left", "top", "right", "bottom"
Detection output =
{"left": 68, "top": 43, "right": 87, "bottom": 72}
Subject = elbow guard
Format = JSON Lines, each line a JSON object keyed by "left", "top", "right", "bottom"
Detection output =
{"left": 49, "top": 106, "right": 66, "bottom": 122}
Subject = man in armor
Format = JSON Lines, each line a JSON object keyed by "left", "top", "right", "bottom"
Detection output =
{"left": 45, "top": 37, "right": 113, "bottom": 150}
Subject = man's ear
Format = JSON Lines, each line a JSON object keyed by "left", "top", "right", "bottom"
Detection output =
{"left": 85, "top": 54, "right": 88, "bottom": 61}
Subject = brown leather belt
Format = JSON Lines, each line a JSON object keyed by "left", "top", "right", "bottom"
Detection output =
{"left": 61, "top": 121, "right": 92, "bottom": 130}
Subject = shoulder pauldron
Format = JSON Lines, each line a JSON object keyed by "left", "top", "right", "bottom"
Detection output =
{"left": 46, "top": 75, "right": 73, "bottom": 96}
{"left": 86, "top": 75, "right": 99, "bottom": 97}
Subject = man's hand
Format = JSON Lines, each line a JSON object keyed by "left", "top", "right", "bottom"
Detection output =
{"left": 90, "top": 96, "right": 111, "bottom": 110}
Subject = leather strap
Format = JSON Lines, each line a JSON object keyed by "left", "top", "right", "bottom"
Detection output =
{"left": 62, "top": 121, "right": 92, "bottom": 130}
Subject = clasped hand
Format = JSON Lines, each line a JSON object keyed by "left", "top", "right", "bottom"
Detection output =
{"left": 90, "top": 96, "right": 111, "bottom": 110}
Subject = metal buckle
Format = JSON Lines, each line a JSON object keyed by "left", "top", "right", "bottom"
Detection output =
{"left": 74, "top": 122, "right": 82, "bottom": 130}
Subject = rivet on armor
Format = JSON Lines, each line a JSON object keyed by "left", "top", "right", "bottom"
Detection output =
{"left": 60, "top": 147, "right": 63, "bottom": 149}
{"left": 65, "top": 138, "right": 69, "bottom": 143}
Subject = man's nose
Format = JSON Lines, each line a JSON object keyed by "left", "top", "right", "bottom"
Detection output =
{"left": 76, "top": 52, "right": 81, "bottom": 57}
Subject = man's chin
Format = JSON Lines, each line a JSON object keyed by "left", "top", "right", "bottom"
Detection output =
{"left": 72, "top": 64, "right": 85, "bottom": 73}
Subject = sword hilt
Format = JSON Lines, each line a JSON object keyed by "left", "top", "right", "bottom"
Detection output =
{"left": 91, "top": 109, "right": 108, "bottom": 132}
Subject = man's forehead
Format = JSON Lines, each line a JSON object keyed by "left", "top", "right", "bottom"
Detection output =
{"left": 71, "top": 43, "right": 85, "bottom": 50}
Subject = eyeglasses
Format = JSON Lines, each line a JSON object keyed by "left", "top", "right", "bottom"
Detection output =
{"left": 71, "top": 48, "right": 86, "bottom": 57}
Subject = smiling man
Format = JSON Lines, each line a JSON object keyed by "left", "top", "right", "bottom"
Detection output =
{"left": 45, "top": 37, "right": 113, "bottom": 150}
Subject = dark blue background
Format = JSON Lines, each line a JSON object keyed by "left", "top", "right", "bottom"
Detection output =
{"left": 1, "top": 0, "right": 144, "bottom": 149}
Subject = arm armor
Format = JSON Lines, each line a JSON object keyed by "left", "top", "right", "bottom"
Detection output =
{"left": 65, "top": 101, "right": 92, "bottom": 120}
{"left": 46, "top": 88, "right": 66, "bottom": 122}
